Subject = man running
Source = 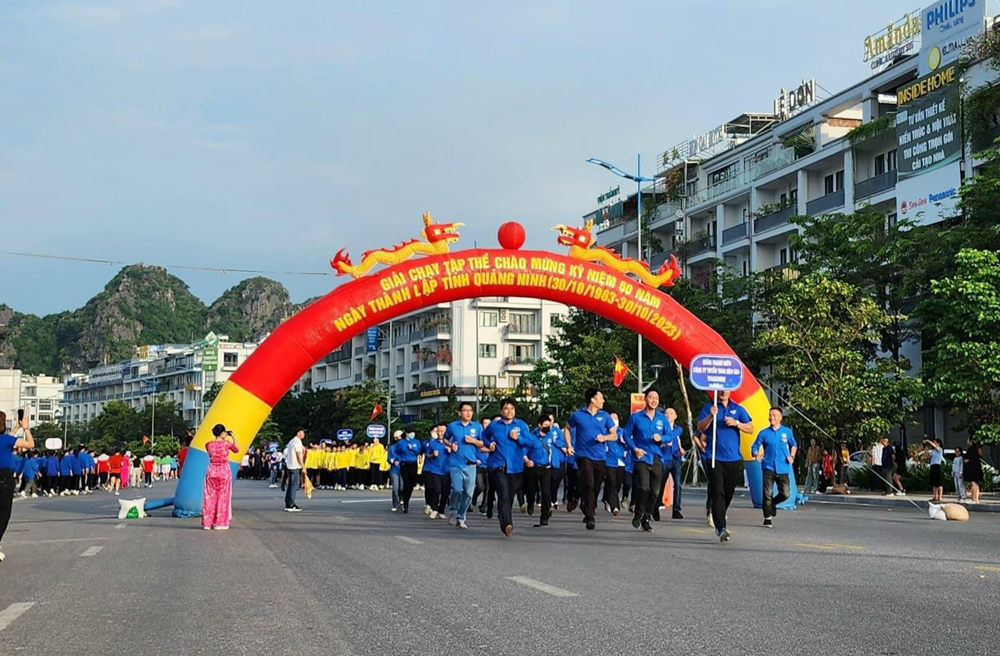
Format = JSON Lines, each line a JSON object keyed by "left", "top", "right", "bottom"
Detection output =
{"left": 751, "top": 407, "right": 798, "bottom": 528}
{"left": 565, "top": 388, "right": 616, "bottom": 531}
{"left": 521, "top": 415, "right": 553, "bottom": 524}
{"left": 603, "top": 412, "right": 626, "bottom": 517}
{"left": 1, "top": 411, "right": 35, "bottom": 562}
{"left": 444, "top": 402, "right": 484, "bottom": 529}
{"left": 622, "top": 389, "right": 667, "bottom": 532}
{"left": 396, "top": 426, "right": 422, "bottom": 513}
{"left": 482, "top": 399, "right": 532, "bottom": 537}
{"left": 697, "top": 390, "right": 753, "bottom": 542}
{"left": 283, "top": 429, "right": 305, "bottom": 512}
{"left": 422, "top": 425, "right": 451, "bottom": 519}
{"left": 655, "top": 407, "right": 685, "bottom": 521}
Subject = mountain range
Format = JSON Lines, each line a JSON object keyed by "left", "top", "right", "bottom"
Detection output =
{"left": 0, "top": 265, "right": 310, "bottom": 375}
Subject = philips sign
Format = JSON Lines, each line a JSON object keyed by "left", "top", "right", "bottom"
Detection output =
{"left": 920, "top": 0, "right": 985, "bottom": 75}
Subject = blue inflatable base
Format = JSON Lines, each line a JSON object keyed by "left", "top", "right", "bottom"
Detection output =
{"left": 144, "top": 497, "right": 174, "bottom": 511}
{"left": 745, "top": 460, "right": 804, "bottom": 510}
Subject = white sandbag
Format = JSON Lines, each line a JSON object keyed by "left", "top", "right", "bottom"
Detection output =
{"left": 118, "top": 497, "right": 147, "bottom": 519}
{"left": 928, "top": 503, "right": 947, "bottom": 521}
{"left": 941, "top": 503, "right": 970, "bottom": 521}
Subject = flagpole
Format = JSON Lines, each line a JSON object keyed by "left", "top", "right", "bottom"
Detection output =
{"left": 711, "top": 390, "right": 718, "bottom": 469}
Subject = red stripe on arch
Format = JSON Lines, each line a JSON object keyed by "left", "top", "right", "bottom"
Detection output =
{"left": 230, "top": 249, "right": 762, "bottom": 407}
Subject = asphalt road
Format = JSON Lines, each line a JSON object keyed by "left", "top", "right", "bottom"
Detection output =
{"left": 2, "top": 480, "right": 999, "bottom": 656}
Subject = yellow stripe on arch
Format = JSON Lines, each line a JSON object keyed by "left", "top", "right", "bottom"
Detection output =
{"left": 739, "top": 388, "right": 772, "bottom": 461}
{"left": 191, "top": 381, "right": 273, "bottom": 463}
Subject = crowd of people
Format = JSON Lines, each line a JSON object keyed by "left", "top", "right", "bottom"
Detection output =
{"left": 7, "top": 448, "right": 180, "bottom": 498}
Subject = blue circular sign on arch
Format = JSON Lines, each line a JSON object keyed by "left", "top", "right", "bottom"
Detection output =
{"left": 366, "top": 424, "right": 386, "bottom": 439}
{"left": 336, "top": 428, "right": 354, "bottom": 441}
{"left": 689, "top": 354, "right": 744, "bottom": 392}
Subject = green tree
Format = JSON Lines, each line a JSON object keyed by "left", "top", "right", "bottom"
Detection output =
{"left": 90, "top": 400, "right": 140, "bottom": 447}
{"left": 755, "top": 273, "right": 923, "bottom": 446}
{"left": 202, "top": 382, "right": 223, "bottom": 409}
{"left": 918, "top": 249, "right": 1000, "bottom": 444}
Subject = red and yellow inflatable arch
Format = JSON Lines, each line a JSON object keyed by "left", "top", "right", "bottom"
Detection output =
{"left": 172, "top": 216, "right": 769, "bottom": 516}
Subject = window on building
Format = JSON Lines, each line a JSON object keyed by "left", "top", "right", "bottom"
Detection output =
{"left": 24, "top": 386, "right": 37, "bottom": 397}
{"left": 790, "top": 188, "right": 798, "bottom": 203}
{"left": 223, "top": 353, "right": 239, "bottom": 368}
{"left": 824, "top": 174, "right": 833, "bottom": 194}
{"left": 478, "top": 375, "right": 497, "bottom": 388}
{"left": 708, "top": 163, "right": 738, "bottom": 186}
{"left": 508, "top": 374, "right": 523, "bottom": 390}
{"left": 436, "top": 374, "right": 450, "bottom": 388}
{"left": 835, "top": 170, "right": 844, "bottom": 191}
{"left": 887, "top": 149, "right": 897, "bottom": 171}
{"left": 742, "top": 261, "right": 748, "bottom": 276}
{"left": 480, "top": 311, "right": 498, "bottom": 327}
{"left": 479, "top": 344, "right": 497, "bottom": 358}
{"left": 888, "top": 213, "right": 898, "bottom": 228}
{"left": 780, "top": 248, "right": 788, "bottom": 266}
{"left": 509, "top": 312, "right": 537, "bottom": 333}
{"left": 549, "top": 312, "right": 563, "bottom": 326}
{"left": 509, "top": 344, "right": 536, "bottom": 361}
{"left": 875, "top": 153, "right": 886, "bottom": 176}
{"left": 39, "top": 400, "right": 52, "bottom": 411}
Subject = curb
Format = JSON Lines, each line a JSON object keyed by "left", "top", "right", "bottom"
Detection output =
{"left": 803, "top": 494, "right": 1000, "bottom": 514}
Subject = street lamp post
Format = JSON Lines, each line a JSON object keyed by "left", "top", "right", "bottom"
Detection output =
{"left": 586, "top": 155, "right": 657, "bottom": 393}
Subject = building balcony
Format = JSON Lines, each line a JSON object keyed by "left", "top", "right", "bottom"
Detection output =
{"left": 806, "top": 189, "right": 845, "bottom": 216}
{"left": 422, "top": 357, "right": 452, "bottom": 370}
{"left": 422, "top": 328, "right": 451, "bottom": 341}
{"left": 380, "top": 368, "right": 389, "bottom": 378}
{"left": 753, "top": 206, "right": 796, "bottom": 235}
{"left": 396, "top": 364, "right": 404, "bottom": 375}
{"left": 764, "top": 263, "right": 801, "bottom": 282}
{"left": 354, "top": 345, "right": 365, "bottom": 356}
{"left": 686, "top": 236, "right": 715, "bottom": 257}
{"left": 854, "top": 170, "right": 897, "bottom": 201}
{"left": 410, "top": 361, "right": 420, "bottom": 372}
{"left": 649, "top": 250, "right": 678, "bottom": 270}
{"left": 504, "top": 324, "right": 541, "bottom": 339}
{"left": 721, "top": 223, "right": 749, "bottom": 245}
{"left": 503, "top": 356, "right": 536, "bottom": 369}
{"left": 409, "top": 330, "right": 424, "bottom": 343}
{"left": 687, "top": 170, "right": 751, "bottom": 206}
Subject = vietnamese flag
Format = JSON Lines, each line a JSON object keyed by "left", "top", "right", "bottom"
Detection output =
{"left": 613, "top": 357, "right": 630, "bottom": 388}
{"left": 370, "top": 403, "right": 383, "bottom": 421}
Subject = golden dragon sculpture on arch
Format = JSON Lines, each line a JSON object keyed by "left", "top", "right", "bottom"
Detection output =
{"left": 331, "top": 212, "right": 463, "bottom": 278}
{"left": 553, "top": 219, "right": 682, "bottom": 288}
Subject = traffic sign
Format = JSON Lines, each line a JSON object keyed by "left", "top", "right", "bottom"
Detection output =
{"left": 689, "top": 354, "right": 744, "bottom": 392}
{"left": 336, "top": 429, "right": 353, "bottom": 441}
{"left": 366, "top": 424, "right": 386, "bottom": 439}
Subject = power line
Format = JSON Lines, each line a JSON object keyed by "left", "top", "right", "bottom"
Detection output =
{"left": 0, "top": 250, "right": 334, "bottom": 277}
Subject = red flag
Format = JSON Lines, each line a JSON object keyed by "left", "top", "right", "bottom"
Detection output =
{"left": 613, "top": 357, "right": 630, "bottom": 388}
{"left": 370, "top": 403, "right": 383, "bottom": 421}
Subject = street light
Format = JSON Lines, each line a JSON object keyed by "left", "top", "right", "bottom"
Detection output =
{"left": 587, "top": 155, "right": 657, "bottom": 393}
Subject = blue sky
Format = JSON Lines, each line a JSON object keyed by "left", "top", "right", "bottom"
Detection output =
{"left": 1, "top": 0, "right": 923, "bottom": 316}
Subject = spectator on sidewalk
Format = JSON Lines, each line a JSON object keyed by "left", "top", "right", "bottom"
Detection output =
{"left": 924, "top": 438, "right": 943, "bottom": 502}
{"left": 837, "top": 442, "right": 850, "bottom": 485}
{"left": 819, "top": 448, "right": 834, "bottom": 493}
{"left": 880, "top": 438, "right": 895, "bottom": 496}
{"left": 964, "top": 439, "right": 984, "bottom": 504}
{"left": 870, "top": 439, "right": 884, "bottom": 492}
{"left": 952, "top": 447, "right": 966, "bottom": 503}
{"left": 892, "top": 441, "right": 907, "bottom": 496}
{"left": 803, "top": 439, "right": 822, "bottom": 493}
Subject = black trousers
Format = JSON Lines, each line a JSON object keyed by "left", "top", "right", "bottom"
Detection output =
{"left": 400, "top": 463, "right": 418, "bottom": 510}
{"left": 622, "top": 471, "right": 633, "bottom": 507}
{"left": 550, "top": 463, "right": 566, "bottom": 504}
{"left": 0, "top": 469, "right": 14, "bottom": 545}
{"left": 566, "top": 466, "right": 579, "bottom": 504}
{"left": 577, "top": 458, "right": 606, "bottom": 522}
{"left": 603, "top": 465, "right": 624, "bottom": 512}
{"left": 709, "top": 460, "right": 741, "bottom": 530}
{"left": 472, "top": 468, "right": 488, "bottom": 508}
{"left": 425, "top": 472, "right": 448, "bottom": 512}
{"left": 633, "top": 460, "right": 663, "bottom": 519}
{"left": 762, "top": 469, "right": 790, "bottom": 519}
{"left": 523, "top": 466, "right": 552, "bottom": 519}
{"left": 495, "top": 470, "right": 523, "bottom": 532}
{"left": 486, "top": 468, "right": 500, "bottom": 517}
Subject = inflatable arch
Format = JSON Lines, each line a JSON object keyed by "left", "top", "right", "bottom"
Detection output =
{"left": 173, "top": 216, "right": 774, "bottom": 517}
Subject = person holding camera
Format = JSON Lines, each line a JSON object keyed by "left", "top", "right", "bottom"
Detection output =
{"left": 202, "top": 424, "right": 240, "bottom": 530}
{"left": 2, "top": 409, "right": 35, "bottom": 562}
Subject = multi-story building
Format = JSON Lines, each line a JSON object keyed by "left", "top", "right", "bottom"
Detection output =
{"left": 0, "top": 370, "right": 64, "bottom": 430}
{"left": 310, "top": 298, "right": 568, "bottom": 420}
{"left": 590, "top": 5, "right": 998, "bottom": 442}
{"left": 61, "top": 336, "right": 259, "bottom": 426}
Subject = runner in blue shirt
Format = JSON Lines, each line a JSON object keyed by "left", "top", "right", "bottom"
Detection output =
{"left": 472, "top": 417, "right": 492, "bottom": 515}
{"left": 697, "top": 390, "right": 754, "bottom": 542}
{"left": 565, "top": 388, "right": 617, "bottom": 530}
{"left": 422, "top": 426, "right": 451, "bottom": 520}
{"left": 655, "top": 407, "right": 686, "bottom": 521}
{"left": 622, "top": 389, "right": 668, "bottom": 532}
{"left": 482, "top": 399, "right": 532, "bottom": 537}
{"left": 397, "top": 427, "right": 422, "bottom": 513}
{"left": 444, "top": 403, "right": 486, "bottom": 529}
{"left": 522, "top": 415, "right": 554, "bottom": 525}
{"left": 44, "top": 452, "right": 60, "bottom": 497}
{"left": 387, "top": 431, "right": 404, "bottom": 512}
{"left": 602, "top": 413, "right": 627, "bottom": 517}
{"left": 751, "top": 407, "right": 798, "bottom": 528}
{"left": 1, "top": 411, "right": 35, "bottom": 563}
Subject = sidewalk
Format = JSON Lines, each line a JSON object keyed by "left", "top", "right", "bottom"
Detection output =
{"left": 803, "top": 490, "right": 1000, "bottom": 513}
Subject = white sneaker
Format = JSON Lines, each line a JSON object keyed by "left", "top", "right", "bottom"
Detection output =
{"left": 0, "top": 547, "right": 5, "bottom": 562}
{"left": 114, "top": 491, "right": 119, "bottom": 496}
{"left": 203, "top": 526, "right": 212, "bottom": 530}
{"left": 31, "top": 493, "right": 38, "bottom": 498}
{"left": 897, "top": 491, "right": 906, "bottom": 496}
{"left": 213, "top": 526, "right": 229, "bottom": 531}
{"left": 429, "top": 511, "right": 439, "bottom": 520}
{"left": 457, "top": 520, "right": 468, "bottom": 529}
{"left": 72, "top": 491, "right": 79, "bottom": 496}
{"left": 424, "top": 505, "right": 432, "bottom": 515}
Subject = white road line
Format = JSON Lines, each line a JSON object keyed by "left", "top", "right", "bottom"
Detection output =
{"left": 339, "top": 499, "right": 387, "bottom": 504}
{"left": 395, "top": 536, "right": 424, "bottom": 545}
{"left": 6, "top": 537, "right": 109, "bottom": 547}
{"left": 507, "top": 576, "right": 579, "bottom": 598}
{"left": 80, "top": 546, "right": 103, "bottom": 557}
{"left": 115, "top": 523, "right": 127, "bottom": 530}
{"left": 0, "top": 602, "right": 35, "bottom": 632}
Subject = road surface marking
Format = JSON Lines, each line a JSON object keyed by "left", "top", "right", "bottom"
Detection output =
{"left": 795, "top": 542, "right": 865, "bottom": 552}
{"left": 80, "top": 546, "right": 104, "bottom": 557}
{"left": 6, "top": 537, "right": 109, "bottom": 547}
{"left": 0, "top": 603, "right": 35, "bottom": 632}
{"left": 507, "top": 576, "right": 579, "bottom": 598}
{"left": 395, "top": 536, "right": 424, "bottom": 545}
{"left": 340, "top": 499, "right": 387, "bottom": 504}
{"left": 683, "top": 528, "right": 711, "bottom": 535}
{"left": 115, "top": 523, "right": 127, "bottom": 530}
{"left": 974, "top": 565, "right": 1000, "bottom": 573}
